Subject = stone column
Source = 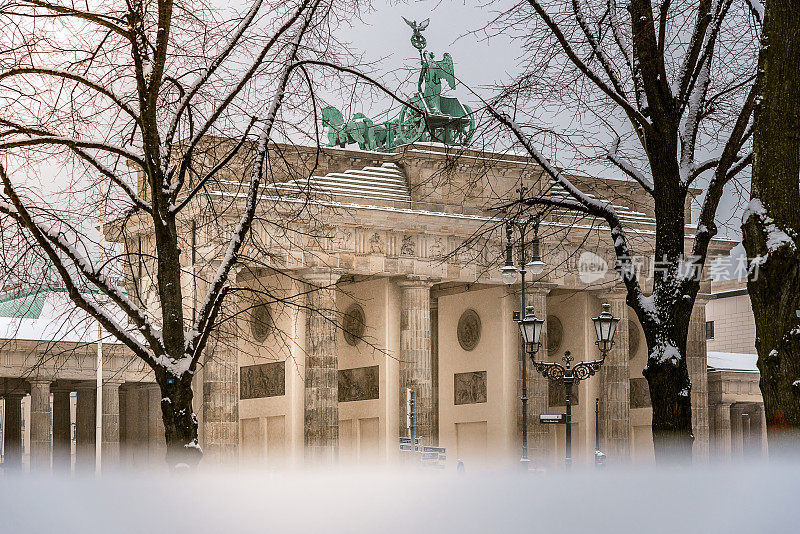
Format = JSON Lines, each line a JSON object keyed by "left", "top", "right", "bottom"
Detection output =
{"left": 741, "top": 410, "right": 752, "bottom": 457}
{"left": 29, "top": 379, "right": 51, "bottom": 471}
{"left": 202, "top": 295, "right": 240, "bottom": 465}
{"left": 712, "top": 402, "right": 732, "bottom": 461}
{"left": 2, "top": 394, "right": 24, "bottom": 469}
{"left": 101, "top": 381, "right": 122, "bottom": 468}
{"left": 303, "top": 268, "right": 342, "bottom": 466}
{"left": 118, "top": 386, "right": 128, "bottom": 468}
{"left": 687, "top": 300, "right": 710, "bottom": 463}
{"left": 75, "top": 384, "right": 96, "bottom": 471}
{"left": 52, "top": 390, "right": 72, "bottom": 473}
{"left": 731, "top": 403, "right": 745, "bottom": 460}
{"left": 598, "top": 293, "right": 631, "bottom": 464}
{"left": 526, "top": 287, "right": 550, "bottom": 465}
{"left": 757, "top": 403, "right": 769, "bottom": 457}
{"left": 398, "top": 277, "right": 435, "bottom": 444}
{"left": 430, "top": 297, "right": 439, "bottom": 446}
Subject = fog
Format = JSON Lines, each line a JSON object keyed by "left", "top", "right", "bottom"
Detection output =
{"left": 1, "top": 462, "right": 796, "bottom": 533}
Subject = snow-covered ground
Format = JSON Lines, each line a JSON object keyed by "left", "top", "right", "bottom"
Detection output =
{"left": 0, "top": 463, "right": 796, "bottom": 533}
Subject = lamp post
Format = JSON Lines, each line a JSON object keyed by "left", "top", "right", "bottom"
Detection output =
{"left": 520, "top": 303, "right": 619, "bottom": 470}
{"left": 499, "top": 186, "right": 545, "bottom": 467}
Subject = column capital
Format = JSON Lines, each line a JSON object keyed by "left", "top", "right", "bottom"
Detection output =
{"left": 396, "top": 275, "right": 438, "bottom": 289}
{"left": 596, "top": 286, "right": 628, "bottom": 302}
{"left": 528, "top": 282, "right": 556, "bottom": 296}
{"left": 299, "top": 267, "right": 346, "bottom": 286}
{"left": 28, "top": 377, "right": 52, "bottom": 386}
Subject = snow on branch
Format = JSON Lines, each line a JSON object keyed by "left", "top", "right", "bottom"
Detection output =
{"left": 172, "top": 117, "right": 257, "bottom": 214}
{"left": 188, "top": 15, "right": 314, "bottom": 369}
{"left": 743, "top": 198, "right": 797, "bottom": 254}
{"left": 745, "top": 0, "right": 764, "bottom": 24}
{"left": 0, "top": 167, "right": 156, "bottom": 365}
{"left": 0, "top": 135, "right": 146, "bottom": 168}
{"left": 606, "top": 136, "right": 654, "bottom": 193}
{"left": 165, "top": 0, "right": 270, "bottom": 149}
{"left": 171, "top": 0, "right": 313, "bottom": 196}
{"left": 526, "top": 0, "right": 651, "bottom": 130}
{"left": 571, "top": 0, "right": 628, "bottom": 98}
{"left": 485, "top": 103, "right": 651, "bottom": 322}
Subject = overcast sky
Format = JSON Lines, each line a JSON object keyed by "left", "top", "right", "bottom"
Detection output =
{"left": 14, "top": 0, "right": 749, "bottom": 264}
{"left": 338, "top": 0, "right": 749, "bottom": 251}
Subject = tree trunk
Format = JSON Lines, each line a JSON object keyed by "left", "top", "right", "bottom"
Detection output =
{"left": 742, "top": 0, "right": 800, "bottom": 454}
{"left": 159, "top": 377, "right": 202, "bottom": 470}
{"left": 642, "top": 322, "right": 694, "bottom": 462}
{"left": 640, "top": 140, "right": 697, "bottom": 463}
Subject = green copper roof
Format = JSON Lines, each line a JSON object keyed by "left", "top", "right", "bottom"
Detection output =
{"left": 0, "top": 290, "right": 49, "bottom": 319}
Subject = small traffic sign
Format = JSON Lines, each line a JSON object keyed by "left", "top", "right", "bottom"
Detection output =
{"left": 539, "top": 414, "right": 566, "bottom": 424}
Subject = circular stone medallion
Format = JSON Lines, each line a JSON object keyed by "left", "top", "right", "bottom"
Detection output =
{"left": 343, "top": 303, "right": 366, "bottom": 346}
{"left": 547, "top": 315, "right": 564, "bottom": 355}
{"left": 457, "top": 309, "right": 482, "bottom": 351}
{"left": 250, "top": 302, "right": 273, "bottom": 343}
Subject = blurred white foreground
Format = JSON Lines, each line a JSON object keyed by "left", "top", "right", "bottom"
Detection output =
{"left": 0, "top": 462, "right": 797, "bottom": 533}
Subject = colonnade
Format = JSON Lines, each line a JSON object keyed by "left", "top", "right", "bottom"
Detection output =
{"left": 0, "top": 380, "right": 164, "bottom": 471}
{"left": 711, "top": 401, "right": 767, "bottom": 461}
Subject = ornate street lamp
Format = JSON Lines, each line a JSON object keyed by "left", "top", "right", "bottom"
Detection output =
{"left": 593, "top": 303, "right": 620, "bottom": 353}
{"left": 500, "top": 223, "right": 519, "bottom": 286}
{"left": 498, "top": 185, "right": 547, "bottom": 468}
{"left": 527, "top": 303, "right": 619, "bottom": 470}
{"left": 519, "top": 306, "right": 545, "bottom": 350}
{"left": 525, "top": 230, "right": 546, "bottom": 276}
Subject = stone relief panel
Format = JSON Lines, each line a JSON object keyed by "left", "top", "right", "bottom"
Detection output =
{"left": 400, "top": 235, "right": 415, "bottom": 256}
{"left": 454, "top": 371, "right": 488, "bottom": 405}
{"left": 342, "top": 303, "right": 366, "bottom": 346}
{"left": 331, "top": 228, "right": 355, "bottom": 252}
{"left": 368, "top": 231, "right": 384, "bottom": 254}
{"left": 428, "top": 237, "right": 444, "bottom": 258}
{"left": 549, "top": 379, "right": 579, "bottom": 406}
{"left": 629, "top": 378, "right": 651, "bottom": 408}
{"left": 457, "top": 309, "right": 482, "bottom": 351}
{"left": 240, "top": 361, "right": 285, "bottom": 400}
{"left": 338, "top": 365, "right": 380, "bottom": 402}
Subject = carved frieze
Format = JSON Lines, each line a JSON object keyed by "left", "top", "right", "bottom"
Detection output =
{"left": 240, "top": 361, "right": 285, "bottom": 399}
{"left": 454, "top": 371, "right": 487, "bottom": 405}
{"left": 338, "top": 365, "right": 380, "bottom": 402}
{"left": 400, "top": 235, "right": 415, "bottom": 256}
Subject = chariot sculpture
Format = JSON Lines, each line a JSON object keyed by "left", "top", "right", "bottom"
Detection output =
{"left": 321, "top": 18, "right": 476, "bottom": 152}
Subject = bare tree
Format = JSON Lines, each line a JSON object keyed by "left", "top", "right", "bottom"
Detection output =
{"left": 480, "top": 0, "right": 759, "bottom": 461}
{"left": 741, "top": 0, "right": 800, "bottom": 452}
{"left": 0, "top": 0, "right": 353, "bottom": 468}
